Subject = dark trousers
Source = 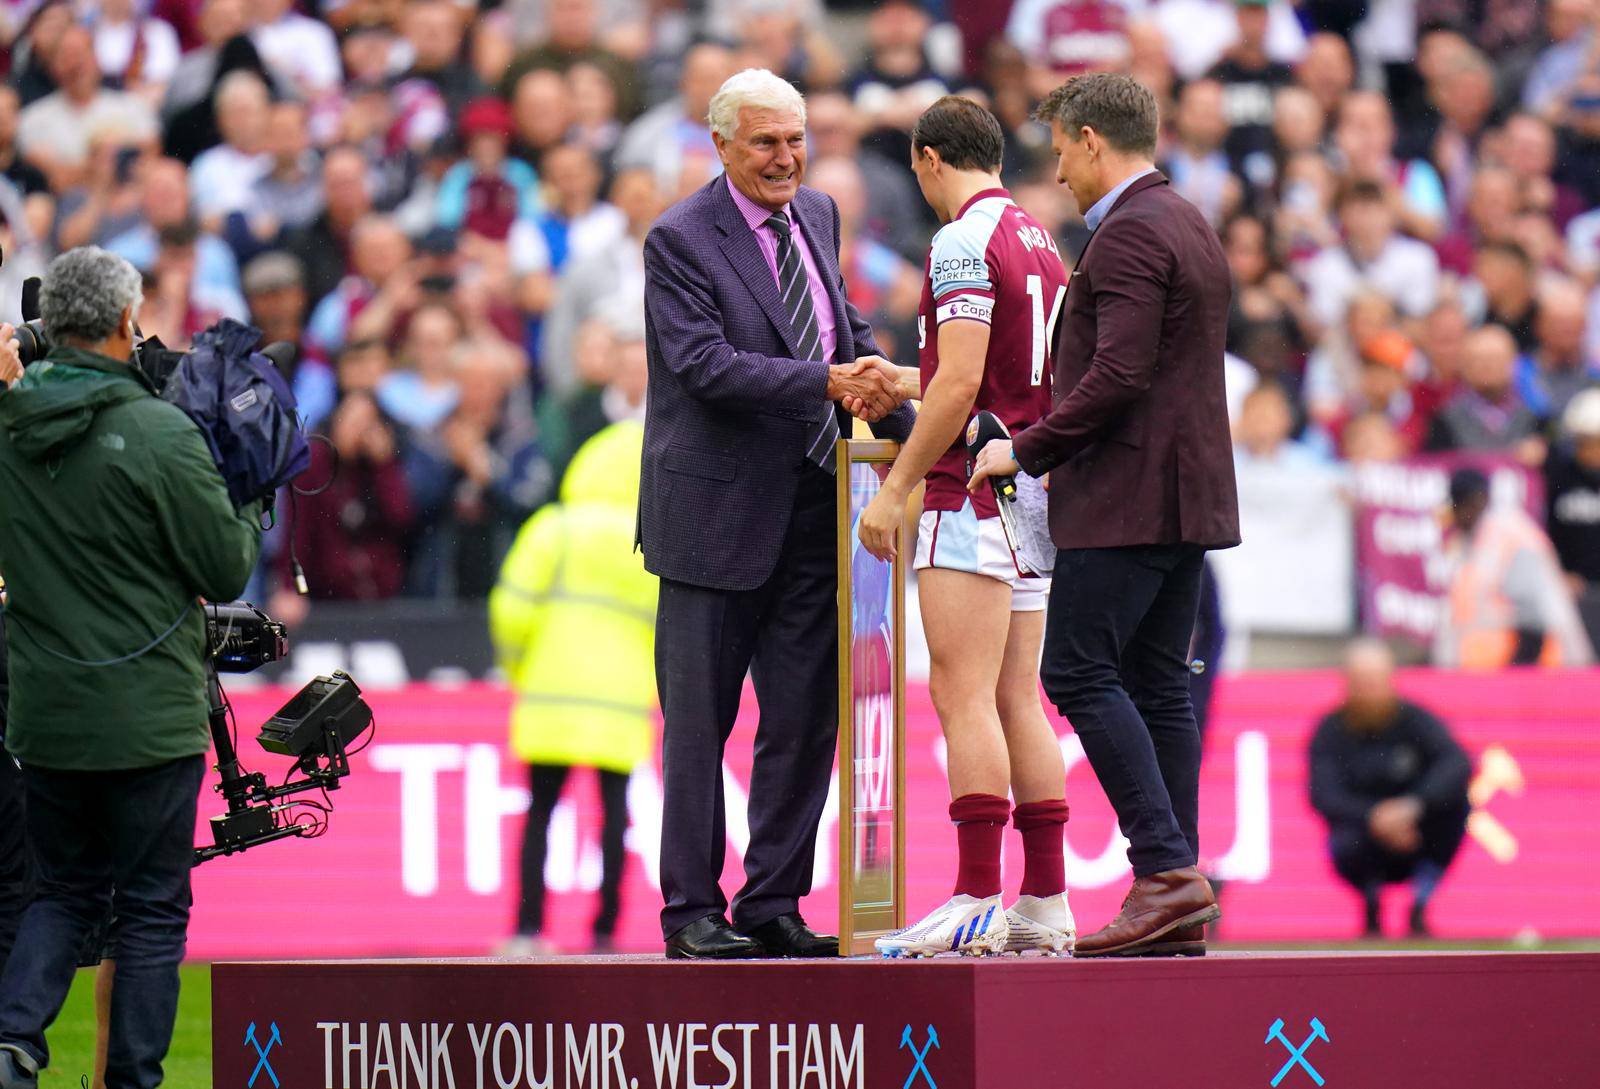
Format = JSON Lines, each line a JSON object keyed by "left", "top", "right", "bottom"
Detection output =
{"left": 516, "top": 763, "right": 631, "bottom": 937}
{"left": 656, "top": 468, "right": 838, "bottom": 938}
{"left": 0, "top": 741, "right": 33, "bottom": 974}
{"left": 0, "top": 755, "right": 204, "bottom": 1089}
{"left": 1328, "top": 804, "right": 1471, "bottom": 894}
{"left": 1042, "top": 544, "right": 1206, "bottom": 877}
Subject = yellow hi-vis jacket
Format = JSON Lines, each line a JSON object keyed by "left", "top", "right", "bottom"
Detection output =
{"left": 489, "top": 421, "right": 658, "bottom": 772}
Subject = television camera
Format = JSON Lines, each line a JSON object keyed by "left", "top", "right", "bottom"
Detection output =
{"left": 197, "top": 601, "right": 374, "bottom": 863}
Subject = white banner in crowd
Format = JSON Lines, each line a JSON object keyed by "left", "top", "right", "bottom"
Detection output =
{"left": 1211, "top": 461, "right": 1354, "bottom": 635}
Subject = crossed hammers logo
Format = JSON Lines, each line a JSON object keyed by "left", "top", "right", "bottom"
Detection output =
{"left": 899, "top": 1024, "right": 939, "bottom": 1089}
{"left": 1266, "top": 1018, "right": 1328, "bottom": 1087}
{"left": 244, "top": 1021, "right": 282, "bottom": 1089}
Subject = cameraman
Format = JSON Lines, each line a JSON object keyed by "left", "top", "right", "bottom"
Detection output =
{"left": 0, "top": 248, "right": 264, "bottom": 1089}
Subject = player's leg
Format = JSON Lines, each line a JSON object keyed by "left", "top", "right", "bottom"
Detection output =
{"left": 995, "top": 596, "right": 1076, "bottom": 954}
{"left": 877, "top": 557, "right": 1012, "bottom": 957}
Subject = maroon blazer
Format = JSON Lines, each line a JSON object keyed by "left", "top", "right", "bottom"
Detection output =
{"left": 1012, "top": 172, "right": 1241, "bottom": 551}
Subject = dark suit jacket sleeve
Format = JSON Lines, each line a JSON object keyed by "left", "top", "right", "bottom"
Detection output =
{"left": 1012, "top": 217, "right": 1170, "bottom": 476}
{"left": 644, "top": 222, "right": 830, "bottom": 421}
{"left": 829, "top": 197, "right": 916, "bottom": 443}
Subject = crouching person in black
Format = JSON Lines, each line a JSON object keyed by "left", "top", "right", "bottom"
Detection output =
{"left": 0, "top": 248, "right": 263, "bottom": 1089}
{"left": 1309, "top": 639, "right": 1472, "bottom": 939}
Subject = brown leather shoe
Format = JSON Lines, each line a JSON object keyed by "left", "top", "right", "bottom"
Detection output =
{"left": 1073, "top": 867, "right": 1220, "bottom": 958}
{"left": 1125, "top": 924, "right": 1206, "bottom": 957}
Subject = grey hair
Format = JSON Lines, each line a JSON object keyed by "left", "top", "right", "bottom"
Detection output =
{"left": 707, "top": 68, "right": 806, "bottom": 141}
{"left": 40, "top": 247, "right": 143, "bottom": 345}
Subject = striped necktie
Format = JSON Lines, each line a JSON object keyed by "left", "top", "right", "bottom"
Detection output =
{"left": 765, "top": 211, "right": 839, "bottom": 474}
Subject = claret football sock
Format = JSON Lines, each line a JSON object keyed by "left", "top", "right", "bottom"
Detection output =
{"left": 1013, "top": 798, "right": 1071, "bottom": 897}
{"left": 950, "top": 793, "right": 1011, "bottom": 898}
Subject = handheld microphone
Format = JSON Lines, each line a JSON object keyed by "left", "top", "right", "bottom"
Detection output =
{"left": 965, "top": 410, "right": 1018, "bottom": 501}
{"left": 965, "top": 410, "right": 1024, "bottom": 558}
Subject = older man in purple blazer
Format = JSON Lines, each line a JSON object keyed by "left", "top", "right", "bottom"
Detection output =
{"left": 641, "top": 68, "right": 913, "bottom": 960}
{"left": 972, "top": 73, "right": 1241, "bottom": 958}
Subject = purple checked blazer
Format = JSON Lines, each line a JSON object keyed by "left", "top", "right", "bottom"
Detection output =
{"left": 1011, "top": 172, "right": 1241, "bottom": 551}
{"left": 639, "top": 177, "right": 915, "bottom": 591}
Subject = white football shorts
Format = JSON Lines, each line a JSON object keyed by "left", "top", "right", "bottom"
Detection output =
{"left": 913, "top": 499, "right": 1051, "bottom": 612}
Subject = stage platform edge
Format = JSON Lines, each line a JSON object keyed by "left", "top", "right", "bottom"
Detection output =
{"left": 212, "top": 951, "right": 1600, "bottom": 1089}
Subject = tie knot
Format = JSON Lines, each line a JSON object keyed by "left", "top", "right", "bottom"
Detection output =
{"left": 763, "top": 212, "right": 791, "bottom": 238}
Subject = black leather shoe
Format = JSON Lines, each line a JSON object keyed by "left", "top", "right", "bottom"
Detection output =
{"left": 665, "top": 915, "right": 764, "bottom": 960}
{"left": 742, "top": 913, "right": 839, "bottom": 957}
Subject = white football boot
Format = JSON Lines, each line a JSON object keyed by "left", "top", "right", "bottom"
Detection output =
{"left": 1004, "top": 893, "right": 1077, "bottom": 955}
{"left": 875, "top": 894, "right": 1009, "bottom": 958}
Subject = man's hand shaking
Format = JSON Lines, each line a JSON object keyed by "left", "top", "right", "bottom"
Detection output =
{"left": 828, "top": 356, "right": 905, "bottom": 423}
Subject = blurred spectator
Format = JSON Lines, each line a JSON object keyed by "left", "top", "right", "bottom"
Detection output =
{"left": 1271, "top": 84, "right": 1327, "bottom": 162}
{"left": 188, "top": 70, "right": 270, "bottom": 228}
{"left": 232, "top": 99, "right": 323, "bottom": 260}
{"left": 378, "top": 301, "right": 463, "bottom": 432}
{"left": 405, "top": 350, "right": 552, "bottom": 598}
{"left": 1498, "top": 112, "right": 1586, "bottom": 231}
{"left": 103, "top": 156, "right": 244, "bottom": 303}
{"left": 508, "top": 68, "right": 573, "bottom": 172}
{"left": 9, "top": 1, "right": 76, "bottom": 107}
{"left": 1303, "top": 180, "right": 1440, "bottom": 330}
{"left": 540, "top": 166, "right": 657, "bottom": 397}
{"left": 565, "top": 61, "right": 625, "bottom": 164}
{"left": 1436, "top": 467, "right": 1595, "bottom": 666}
{"left": 240, "top": 250, "right": 320, "bottom": 415}
{"left": 294, "top": 383, "right": 415, "bottom": 601}
{"left": 91, "top": 0, "right": 182, "bottom": 107}
{"left": 729, "top": 0, "right": 844, "bottom": 95}
{"left": 287, "top": 145, "right": 372, "bottom": 308}
{"left": 52, "top": 130, "right": 143, "bottom": 252}
{"left": 1436, "top": 165, "right": 1520, "bottom": 274}
{"left": 521, "top": 142, "right": 624, "bottom": 276}
{"left": 1471, "top": 241, "right": 1541, "bottom": 351}
{"left": 402, "top": 0, "right": 486, "bottom": 118}
{"left": 805, "top": 89, "right": 926, "bottom": 261}
{"left": 1223, "top": 213, "right": 1316, "bottom": 380}
{"left": 499, "top": 0, "right": 639, "bottom": 121}
{"left": 1424, "top": 47, "right": 1500, "bottom": 214}
{"left": 437, "top": 97, "right": 538, "bottom": 243}
{"left": 305, "top": 212, "right": 412, "bottom": 358}
{"left": 249, "top": 0, "right": 341, "bottom": 102}
{"left": 161, "top": 0, "right": 272, "bottom": 162}
{"left": 1163, "top": 78, "right": 1241, "bottom": 227}
{"left": 1233, "top": 381, "right": 1325, "bottom": 468}
{"left": 1273, "top": 149, "right": 1340, "bottom": 263}
{"left": 0, "top": 86, "right": 51, "bottom": 226}
{"left": 1208, "top": 0, "right": 1294, "bottom": 170}
{"left": 847, "top": 0, "right": 950, "bottom": 166}
{"left": 1309, "top": 639, "right": 1471, "bottom": 937}
{"left": 489, "top": 421, "right": 656, "bottom": 957}
{"left": 1007, "top": 0, "right": 1131, "bottom": 97}
{"left": 1522, "top": 0, "right": 1597, "bottom": 119}
{"left": 1518, "top": 279, "right": 1598, "bottom": 421}
{"left": 1342, "top": 410, "right": 1406, "bottom": 463}
{"left": 1545, "top": 389, "right": 1600, "bottom": 645}
{"left": 139, "top": 217, "right": 247, "bottom": 345}
{"left": 1335, "top": 330, "right": 1435, "bottom": 456}
{"left": 1426, "top": 324, "right": 1543, "bottom": 457}
{"left": 1305, "top": 291, "right": 1400, "bottom": 427}
{"left": 1332, "top": 90, "right": 1448, "bottom": 242}
{"left": 16, "top": 25, "right": 159, "bottom": 192}
{"left": 1154, "top": 0, "right": 1306, "bottom": 82}
{"left": 616, "top": 41, "right": 737, "bottom": 197}
{"left": 1295, "top": 31, "right": 1355, "bottom": 117}
{"left": 807, "top": 154, "right": 919, "bottom": 360}
{"left": 1417, "top": 0, "right": 1541, "bottom": 59}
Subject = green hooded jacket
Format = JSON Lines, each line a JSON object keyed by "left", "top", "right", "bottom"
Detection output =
{"left": 0, "top": 346, "right": 263, "bottom": 770}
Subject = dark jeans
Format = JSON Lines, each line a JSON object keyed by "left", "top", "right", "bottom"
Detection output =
{"left": 0, "top": 755, "right": 205, "bottom": 1089}
{"left": 1329, "top": 804, "right": 1471, "bottom": 894}
{"left": 1041, "top": 544, "right": 1206, "bottom": 877}
{"left": 516, "top": 763, "right": 631, "bottom": 938}
{"left": 0, "top": 740, "right": 33, "bottom": 974}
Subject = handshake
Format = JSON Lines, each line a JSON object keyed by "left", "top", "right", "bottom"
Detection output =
{"left": 826, "top": 356, "right": 914, "bottom": 423}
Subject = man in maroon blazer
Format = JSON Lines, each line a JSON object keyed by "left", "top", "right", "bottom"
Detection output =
{"left": 971, "top": 73, "right": 1240, "bottom": 957}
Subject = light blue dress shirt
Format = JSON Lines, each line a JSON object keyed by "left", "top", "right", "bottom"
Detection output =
{"left": 1084, "top": 167, "right": 1159, "bottom": 232}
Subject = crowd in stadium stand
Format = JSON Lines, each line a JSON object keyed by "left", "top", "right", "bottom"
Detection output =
{"left": 1, "top": 0, "right": 1597, "bottom": 639}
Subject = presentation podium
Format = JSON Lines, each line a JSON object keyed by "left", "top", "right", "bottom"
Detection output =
{"left": 834, "top": 439, "right": 907, "bottom": 955}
